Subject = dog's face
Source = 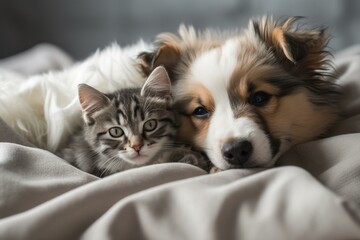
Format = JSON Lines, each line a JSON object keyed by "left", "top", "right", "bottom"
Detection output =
{"left": 139, "top": 17, "right": 340, "bottom": 170}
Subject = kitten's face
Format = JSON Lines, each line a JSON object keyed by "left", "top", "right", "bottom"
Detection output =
{"left": 87, "top": 90, "right": 176, "bottom": 166}
{"left": 79, "top": 66, "right": 176, "bottom": 170}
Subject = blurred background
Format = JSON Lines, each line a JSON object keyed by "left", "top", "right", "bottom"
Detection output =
{"left": 0, "top": 0, "right": 359, "bottom": 60}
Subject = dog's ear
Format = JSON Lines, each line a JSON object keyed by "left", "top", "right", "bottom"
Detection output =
{"left": 253, "top": 16, "right": 329, "bottom": 70}
{"left": 138, "top": 34, "right": 181, "bottom": 78}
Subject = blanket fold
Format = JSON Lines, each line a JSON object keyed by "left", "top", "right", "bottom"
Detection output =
{"left": 1, "top": 45, "right": 360, "bottom": 240}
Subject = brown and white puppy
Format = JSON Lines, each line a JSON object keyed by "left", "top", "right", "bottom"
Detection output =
{"left": 139, "top": 16, "right": 341, "bottom": 170}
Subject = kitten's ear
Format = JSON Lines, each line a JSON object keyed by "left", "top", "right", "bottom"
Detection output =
{"left": 78, "top": 84, "right": 111, "bottom": 125}
{"left": 140, "top": 66, "right": 172, "bottom": 100}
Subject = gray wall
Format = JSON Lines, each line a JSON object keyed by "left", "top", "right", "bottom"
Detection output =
{"left": 1, "top": 0, "right": 359, "bottom": 60}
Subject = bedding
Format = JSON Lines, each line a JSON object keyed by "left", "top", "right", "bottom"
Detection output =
{"left": 0, "top": 45, "right": 360, "bottom": 239}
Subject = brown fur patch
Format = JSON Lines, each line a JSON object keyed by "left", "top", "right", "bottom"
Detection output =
{"left": 229, "top": 61, "right": 337, "bottom": 145}
{"left": 272, "top": 27, "right": 294, "bottom": 62}
{"left": 262, "top": 91, "right": 338, "bottom": 144}
{"left": 139, "top": 44, "right": 181, "bottom": 77}
{"left": 253, "top": 16, "right": 331, "bottom": 76}
{"left": 177, "top": 83, "right": 215, "bottom": 148}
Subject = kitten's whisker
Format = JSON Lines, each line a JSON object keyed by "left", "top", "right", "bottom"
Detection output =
{"left": 96, "top": 155, "right": 118, "bottom": 175}
{"left": 102, "top": 155, "right": 118, "bottom": 169}
{"left": 100, "top": 155, "right": 119, "bottom": 177}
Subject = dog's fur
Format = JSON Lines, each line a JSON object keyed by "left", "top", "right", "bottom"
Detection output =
{"left": 139, "top": 16, "right": 341, "bottom": 170}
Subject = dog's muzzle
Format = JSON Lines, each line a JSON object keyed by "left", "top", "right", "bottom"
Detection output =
{"left": 221, "top": 139, "right": 253, "bottom": 167}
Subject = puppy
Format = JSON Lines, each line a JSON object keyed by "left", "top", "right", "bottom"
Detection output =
{"left": 139, "top": 16, "right": 341, "bottom": 170}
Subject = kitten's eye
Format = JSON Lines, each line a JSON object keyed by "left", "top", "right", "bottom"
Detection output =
{"left": 108, "top": 127, "right": 124, "bottom": 138}
{"left": 143, "top": 119, "right": 157, "bottom": 131}
{"left": 192, "top": 106, "right": 210, "bottom": 119}
{"left": 248, "top": 91, "right": 271, "bottom": 107}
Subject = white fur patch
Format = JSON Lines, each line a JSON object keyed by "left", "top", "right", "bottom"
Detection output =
{"left": 189, "top": 38, "right": 273, "bottom": 169}
{"left": 191, "top": 38, "right": 239, "bottom": 101}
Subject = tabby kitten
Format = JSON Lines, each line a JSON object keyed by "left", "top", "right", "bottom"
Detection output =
{"left": 59, "top": 66, "right": 208, "bottom": 177}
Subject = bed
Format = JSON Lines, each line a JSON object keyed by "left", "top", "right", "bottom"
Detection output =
{"left": 0, "top": 44, "right": 360, "bottom": 240}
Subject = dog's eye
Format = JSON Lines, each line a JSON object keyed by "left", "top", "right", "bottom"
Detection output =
{"left": 192, "top": 107, "right": 210, "bottom": 118}
{"left": 248, "top": 91, "right": 271, "bottom": 107}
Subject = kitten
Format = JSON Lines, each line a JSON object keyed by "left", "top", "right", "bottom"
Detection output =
{"left": 59, "top": 66, "right": 209, "bottom": 177}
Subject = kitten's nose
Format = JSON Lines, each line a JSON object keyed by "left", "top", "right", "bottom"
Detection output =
{"left": 130, "top": 136, "right": 143, "bottom": 153}
{"left": 131, "top": 144, "right": 142, "bottom": 152}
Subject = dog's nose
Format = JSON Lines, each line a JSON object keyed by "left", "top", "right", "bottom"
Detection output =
{"left": 222, "top": 140, "right": 253, "bottom": 166}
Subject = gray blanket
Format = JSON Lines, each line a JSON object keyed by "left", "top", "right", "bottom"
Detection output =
{"left": 1, "top": 46, "right": 360, "bottom": 240}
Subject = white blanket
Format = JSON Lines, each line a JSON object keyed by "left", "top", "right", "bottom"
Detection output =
{"left": 0, "top": 45, "right": 360, "bottom": 240}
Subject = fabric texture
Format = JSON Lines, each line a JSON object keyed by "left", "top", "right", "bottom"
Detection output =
{"left": 1, "top": 46, "right": 360, "bottom": 239}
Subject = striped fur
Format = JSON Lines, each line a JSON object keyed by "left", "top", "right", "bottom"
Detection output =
{"left": 59, "top": 67, "right": 209, "bottom": 177}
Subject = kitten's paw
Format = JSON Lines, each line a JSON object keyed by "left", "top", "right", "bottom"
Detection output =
{"left": 178, "top": 154, "right": 197, "bottom": 165}
{"left": 177, "top": 154, "right": 210, "bottom": 171}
